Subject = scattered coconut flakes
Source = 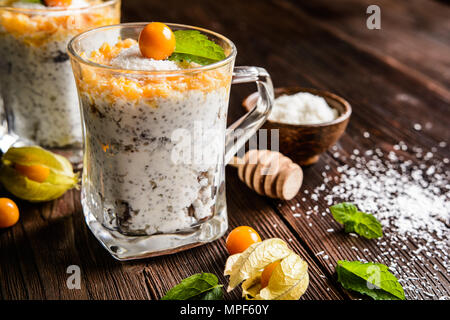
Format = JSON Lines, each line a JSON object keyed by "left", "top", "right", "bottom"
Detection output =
{"left": 318, "top": 141, "right": 450, "bottom": 299}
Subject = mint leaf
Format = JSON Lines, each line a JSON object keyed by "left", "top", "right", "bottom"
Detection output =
{"left": 330, "top": 202, "right": 358, "bottom": 224}
{"left": 196, "top": 285, "right": 223, "bottom": 300}
{"left": 19, "top": 0, "right": 43, "bottom": 3}
{"left": 330, "top": 202, "right": 383, "bottom": 239}
{"left": 169, "top": 52, "right": 217, "bottom": 66}
{"left": 336, "top": 260, "right": 406, "bottom": 300}
{"left": 169, "top": 30, "right": 226, "bottom": 65}
{"left": 161, "top": 273, "right": 223, "bottom": 300}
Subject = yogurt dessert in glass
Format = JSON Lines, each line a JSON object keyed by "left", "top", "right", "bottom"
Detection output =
{"left": 68, "top": 22, "right": 274, "bottom": 260}
{"left": 0, "top": 0, "right": 120, "bottom": 160}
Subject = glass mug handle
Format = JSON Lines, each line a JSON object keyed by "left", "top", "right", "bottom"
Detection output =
{"left": 224, "top": 66, "right": 274, "bottom": 164}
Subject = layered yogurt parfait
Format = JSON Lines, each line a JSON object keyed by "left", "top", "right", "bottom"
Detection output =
{"left": 80, "top": 39, "right": 231, "bottom": 236}
{"left": 0, "top": 0, "right": 120, "bottom": 155}
{"left": 69, "top": 23, "right": 274, "bottom": 259}
{"left": 70, "top": 23, "right": 233, "bottom": 258}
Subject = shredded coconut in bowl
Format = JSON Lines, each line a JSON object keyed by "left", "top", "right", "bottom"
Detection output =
{"left": 269, "top": 92, "right": 339, "bottom": 125}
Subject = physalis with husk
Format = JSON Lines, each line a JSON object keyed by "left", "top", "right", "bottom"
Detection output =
{"left": 224, "top": 232, "right": 309, "bottom": 300}
{"left": 0, "top": 146, "right": 79, "bottom": 202}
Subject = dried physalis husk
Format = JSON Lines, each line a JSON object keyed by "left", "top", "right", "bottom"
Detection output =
{"left": 224, "top": 238, "right": 309, "bottom": 300}
{"left": 0, "top": 146, "right": 79, "bottom": 202}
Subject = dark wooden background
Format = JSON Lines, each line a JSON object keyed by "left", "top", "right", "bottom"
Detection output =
{"left": 1, "top": 0, "right": 449, "bottom": 300}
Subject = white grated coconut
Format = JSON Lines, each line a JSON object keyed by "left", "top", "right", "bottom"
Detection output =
{"left": 293, "top": 138, "right": 449, "bottom": 299}
{"left": 268, "top": 92, "right": 338, "bottom": 125}
{"left": 110, "top": 45, "right": 181, "bottom": 71}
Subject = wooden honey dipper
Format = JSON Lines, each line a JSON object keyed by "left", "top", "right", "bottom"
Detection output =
{"left": 229, "top": 150, "right": 303, "bottom": 200}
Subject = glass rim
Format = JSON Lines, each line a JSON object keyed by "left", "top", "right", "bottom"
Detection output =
{"left": 0, "top": 0, "right": 119, "bottom": 14}
{"left": 67, "top": 22, "right": 238, "bottom": 76}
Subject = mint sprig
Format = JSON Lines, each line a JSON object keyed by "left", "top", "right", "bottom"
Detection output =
{"left": 336, "top": 260, "right": 406, "bottom": 300}
{"left": 198, "top": 285, "right": 223, "bottom": 300}
{"left": 169, "top": 30, "right": 226, "bottom": 65}
{"left": 161, "top": 273, "right": 223, "bottom": 300}
{"left": 19, "top": 0, "right": 43, "bottom": 4}
{"left": 330, "top": 202, "right": 383, "bottom": 239}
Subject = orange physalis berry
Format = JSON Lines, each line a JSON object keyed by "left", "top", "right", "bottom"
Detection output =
{"left": 15, "top": 163, "right": 50, "bottom": 183}
{"left": 226, "top": 226, "right": 262, "bottom": 255}
{"left": 260, "top": 261, "right": 281, "bottom": 288}
{"left": 0, "top": 198, "right": 20, "bottom": 228}
{"left": 138, "top": 22, "right": 176, "bottom": 60}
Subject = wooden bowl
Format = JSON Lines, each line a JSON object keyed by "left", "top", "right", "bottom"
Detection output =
{"left": 243, "top": 87, "right": 351, "bottom": 165}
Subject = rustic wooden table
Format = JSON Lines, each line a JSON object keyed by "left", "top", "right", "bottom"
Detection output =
{"left": 1, "top": 0, "right": 449, "bottom": 300}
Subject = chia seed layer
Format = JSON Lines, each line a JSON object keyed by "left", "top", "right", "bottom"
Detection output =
{"left": 0, "top": 0, "right": 119, "bottom": 148}
{"left": 81, "top": 88, "right": 229, "bottom": 235}
{"left": 0, "top": 33, "right": 82, "bottom": 147}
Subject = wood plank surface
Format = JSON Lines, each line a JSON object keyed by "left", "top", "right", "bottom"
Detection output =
{"left": 1, "top": 0, "right": 449, "bottom": 300}
{"left": 284, "top": 0, "right": 450, "bottom": 91}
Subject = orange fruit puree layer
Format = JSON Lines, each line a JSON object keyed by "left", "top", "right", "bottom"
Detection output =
{"left": 0, "top": 1, "right": 118, "bottom": 46}
{"left": 78, "top": 39, "right": 231, "bottom": 101}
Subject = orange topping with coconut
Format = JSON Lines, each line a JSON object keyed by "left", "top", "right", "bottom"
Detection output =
{"left": 0, "top": 1, "right": 118, "bottom": 46}
{"left": 139, "top": 22, "right": 176, "bottom": 60}
{"left": 77, "top": 38, "right": 231, "bottom": 101}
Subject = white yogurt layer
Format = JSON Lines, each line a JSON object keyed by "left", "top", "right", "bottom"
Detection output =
{"left": 0, "top": 0, "right": 110, "bottom": 148}
{"left": 269, "top": 92, "right": 338, "bottom": 125}
{"left": 0, "top": 33, "right": 82, "bottom": 147}
{"left": 81, "top": 87, "right": 229, "bottom": 235}
{"left": 110, "top": 45, "right": 181, "bottom": 71}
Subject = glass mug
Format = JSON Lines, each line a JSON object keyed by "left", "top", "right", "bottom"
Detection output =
{"left": 68, "top": 23, "right": 274, "bottom": 260}
{"left": 0, "top": 0, "right": 121, "bottom": 161}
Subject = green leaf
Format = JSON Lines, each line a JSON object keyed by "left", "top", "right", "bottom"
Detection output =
{"left": 169, "top": 30, "right": 226, "bottom": 65}
{"left": 196, "top": 285, "right": 223, "bottom": 300}
{"left": 17, "top": 0, "right": 43, "bottom": 4}
{"left": 336, "top": 260, "right": 406, "bottom": 300}
{"left": 330, "top": 202, "right": 383, "bottom": 239}
{"left": 169, "top": 52, "right": 217, "bottom": 66}
{"left": 330, "top": 202, "right": 358, "bottom": 224}
{"left": 161, "top": 273, "right": 223, "bottom": 300}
